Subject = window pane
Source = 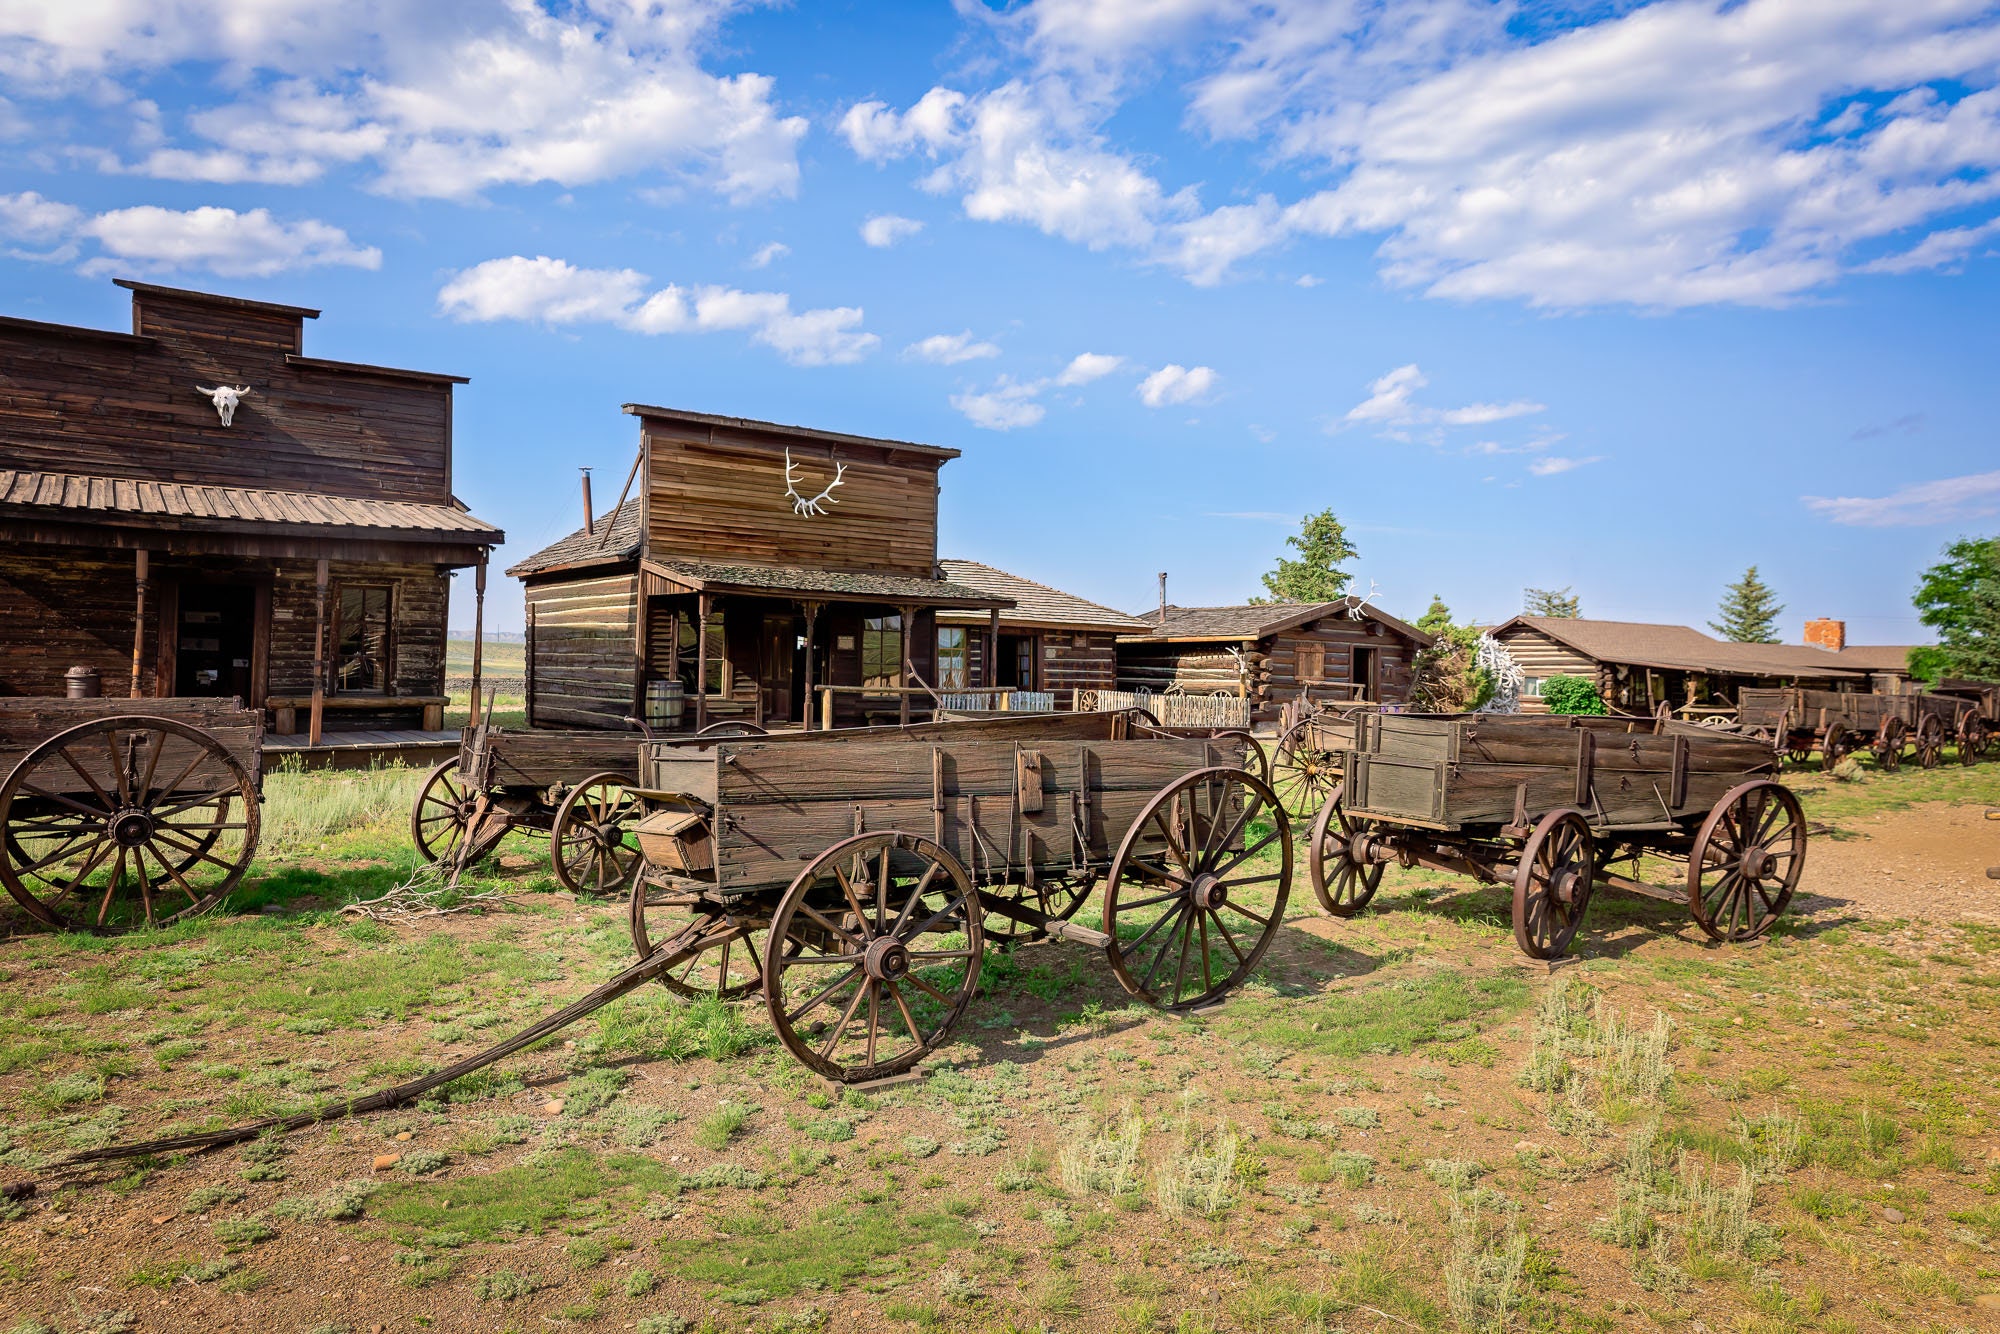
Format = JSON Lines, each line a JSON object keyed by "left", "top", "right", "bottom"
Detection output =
{"left": 937, "top": 627, "right": 967, "bottom": 690}
{"left": 336, "top": 586, "right": 391, "bottom": 693}
{"left": 863, "top": 614, "right": 903, "bottom": 690}
{"left": 677, "top": 611, "right": 726, "bottom": 692}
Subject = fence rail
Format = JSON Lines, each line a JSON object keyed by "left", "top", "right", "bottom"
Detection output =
{"left": 1078, "top": 689, "right": 1250, "bottom": 730}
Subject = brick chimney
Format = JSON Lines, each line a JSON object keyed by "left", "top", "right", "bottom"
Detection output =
{"left": 1803, "top": 618, "right": 1845, "bottom": 652}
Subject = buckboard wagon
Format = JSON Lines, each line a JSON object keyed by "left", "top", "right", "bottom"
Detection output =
{"left": 1738, "top": 687, "right": 1961, "bottom": 770}
{"left": 619, "top": 713, "right": 1290, "bottom": 1082}
{"left": 0, "top": 697, "right": 263, "bottom": 932}
{"left": 1307, "top": 712, "right": 1803, "bottom": 960}
{"left": 1271, "top": 703, "right": 1378, "bottom": 817}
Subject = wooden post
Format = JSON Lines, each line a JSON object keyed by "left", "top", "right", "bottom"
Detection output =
{"left": 986, "top": 607, "right": 1000, "bottom": 688}
{"left": 309, "top": 558, "right": 329, "bottom": 747}
{"left": 130, "top": 550, "right": 149, "bottom": 698}
{"left": 800, "top": 601, "right": 821, "bottom": 731}
{"left": 899, "top": 604, "right": 917, "bottom": 726}
{"left": 694, "top": 592, "right": 711, "bottom": 731}
{"left": 468, "top": 553, "right": 487, "bottom": 727}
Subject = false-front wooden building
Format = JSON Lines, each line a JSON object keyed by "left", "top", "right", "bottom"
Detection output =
{"left": 934, "top": 560, "right": 1151, "bottom": 700}
{"left": 1116, "top": 600, "right": 1432, "bottom": 726}
{"left": 0, "top": 280, "right": 502, "bottom": 747}
{"left": 506, "top": 407, "right": 1010, "bottom": 731}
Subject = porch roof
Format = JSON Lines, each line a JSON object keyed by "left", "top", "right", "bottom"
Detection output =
{"left": 643, "top": 557, "right": 1012, "bottom": 610}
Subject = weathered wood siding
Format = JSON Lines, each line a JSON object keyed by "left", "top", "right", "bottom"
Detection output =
{"left": 526, "top": 572, "right": 640, "bottom": 729}
{"left": 1489, "top": 627, "right": 1602, "bottom": 715}
{"left": 640, "top": 421, "right": 941, "bottom": 577}
{"left": 0, "top": 549, "right": 153, "bottom": 697}
{"left": 0, "top": 289, "right": 454, "bottom": 503}
{"left": 959, "top": 628, "right": 1122, "bottom": 696}
{"left": 1117, "top": 618, "right": 1424, "bottom": 725}
{"left": 268, "top": 561, "right": 448, "bottom": 698}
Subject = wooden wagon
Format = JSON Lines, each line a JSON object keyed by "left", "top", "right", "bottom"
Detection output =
{"left": 1924, "top": 679, "right": 1997, "bottom": 764}
{"left": 1306, "top": 712, "right": 1803, "bottom": 959}
{"left": 0, "top": 698, "right": 263, "bottom": 932}
{"left": 1738, "top": 687, "right": 1952, "bottom": 771}
{"left": 1270, "top": 701, "right": 1380, "bottom": 817}
{"left": 616, "top": 711, "right": 1291, "bottom": 1082}
{"left": 409, "top": 718, "right": 769, "bottom": 892}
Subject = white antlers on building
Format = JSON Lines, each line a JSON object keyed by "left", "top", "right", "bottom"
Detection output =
{"left": 1345, "top": 579, "right": 1381, "bottom": 619}
{"left": 783, "top": 448, "right": 847, "bottom": 517}
{"left": 1476, "top": 632, "right": 1526, "bottom": 714}
{"left": 195, "top": 384, "right": 252, "bottom": 426}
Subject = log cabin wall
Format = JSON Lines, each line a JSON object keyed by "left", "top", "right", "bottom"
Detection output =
{"left": 0, "top": 285, "right": 455, "bottom": 504}
{"left": 962, "top": 630, "right": 1122, "bottom": 696}
{"left": 1488, "top": 627, "right": 1604, "bottom": 715}
{"left": 524, "top": 571, "right": 641, "bottom": 729}
{"left": 1117, "top": 616, "right": 1424, "bottom": 725}
{"left": 268, "top": 562, "right": 448, "bottom": 698}
{"left": 638, "top": 419, "right": 942, "bottom": 577}
{"left": 0, "top": 549, "right": 153, "bottom": 697}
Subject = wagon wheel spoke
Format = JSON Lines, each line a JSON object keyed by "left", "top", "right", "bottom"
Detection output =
{"left": 788, "top": 965, "right": 866, "bottom": 1026}
{"left": 1206, "top": 908, "right": 1248, "bottom": 965}
{"left": 818, "top": 980, "right": 873, "bottom": 1059}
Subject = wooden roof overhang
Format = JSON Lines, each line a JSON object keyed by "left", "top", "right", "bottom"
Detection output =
{"left": 638, "top": 557, "right": 1012, "bottom": 612}
{"left": 624, "top": 404, "right": 962, "bottom": 462}
{"left": 0, "top": 467, "right": 502, "bottom": 566}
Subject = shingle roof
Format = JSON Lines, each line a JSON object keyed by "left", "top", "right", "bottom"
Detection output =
{"left": 1120, "top": 599, "right": 1433, "bottom": 646}
{"left": 935, "top": 560, "right": 1151, "bottom": 632}
{"left": 648, "top": 558, "right": 1009, "bottom": 609}
{"left": 1831, "top": 645, "right": 1922, "bottom": 673}
{"left": 504, "top": 497, "right": 642, "bottom": 577}
{"left": 1492, "top": 616, "right": 1867, "bottom": 679}
{"left": 0, "top": 466, "right": 501, "bottom": 544}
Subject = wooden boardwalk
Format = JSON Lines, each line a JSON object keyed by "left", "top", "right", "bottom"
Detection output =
{"left": 263, "top": 728, "right": 459, "bottom": 771}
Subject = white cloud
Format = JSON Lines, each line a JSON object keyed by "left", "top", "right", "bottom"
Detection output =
{"left": 950, "top": 376, "right": 1047, "bottom": 430}
{"left": 1, "top": 189, "right": 378, "bottom": 275}
{"left": 1803, "top": 471, "right": 2000, "bottom": 526}
{"left": 1341, "top": 363, "right": 1543, "bottom": 432}
{"left": 1527, "top": 455, "right": 1603, "bottom": 477}
{"left": 860, "top": 213, "right": 925, "bottom": 247}
{"left": 1055, "top": 351, "right": 1124, "bottom": 385}
{"left": 746, "top": 241, "right": 789, "bottom": 269}
{"left": 2, "top": 1, "right": 806, "bottom": 204}
{"left": 906, "top": 331, "right": 1001, "bottom": 364}
{"left": 838, "top": 0, "right": 2000, "bottom": 306}
{"left": 438, "top": 255, "right": 880, "bottom": 366}
{"left": 1137, "top": 363, "right": 1216, "bottom": 407}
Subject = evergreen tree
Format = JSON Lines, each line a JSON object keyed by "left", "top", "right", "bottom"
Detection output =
{"left": 1253, "top": 509, "right": 1358, "bottom": 604}
{"left": 1523, "top": 586, "right": 1581, "bottom": 618}
{"left": 1410, "top": 596, "right": 1494, "bottom": 713}
{"left": 1709, "top": 566, "right": 1785, "bottom": 643}
{"left": 1416, "top": 594, "right": 1454, "bottom": 639}
{"left": 1915, "top": 537, "right": 2000, "bottom": 681}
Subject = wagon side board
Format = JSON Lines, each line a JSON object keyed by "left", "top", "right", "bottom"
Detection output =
{"left": 0, "top": 697, "right": 264, "bottom": 790}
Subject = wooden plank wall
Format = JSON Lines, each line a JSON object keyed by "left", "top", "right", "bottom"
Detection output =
{"left": 525, "top": 572, "right": 640, "bottom": 729}
{"left": 268, "top": 561, "right": 448, "bottom": 698}
{"left": 641, "top": 425, "right": 941, "bottom": 577}
{"left": 0, "top": 549, "right": 153, "bottom": 697}
{"left": 1118, "top": 620, "right": 1423, "bottom": 725}
{"left": 957, "top": 628, "right": 1121, "bottom": 697}
{"left": 0, "top": 290, "right": 453, "bottom": 503}
{"left": 1490, "top": 627, "right": 1603, "bottom": 715}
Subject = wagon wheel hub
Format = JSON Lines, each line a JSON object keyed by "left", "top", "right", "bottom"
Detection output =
{"left": 1740, "top": 845, "right": 1771, "bottom": 879}
{"left": 1189, "top": 872, "right": 1228, "bottom": 910}
{"left": 1550, "top": 864, "right": 1584, "bottom": 905}
{"left": 110, "top": 808, "right": 155, "bottom": 849}
{"left": 863, "top": 936, "right": 912, "bottom": 982}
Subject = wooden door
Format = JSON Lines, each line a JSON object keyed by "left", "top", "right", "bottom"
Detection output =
{"left": 760, "top": 613, "right": 797, "bottom": 722}
{"left": 1352, "top": 645, "right": 1378, "bottom": 702}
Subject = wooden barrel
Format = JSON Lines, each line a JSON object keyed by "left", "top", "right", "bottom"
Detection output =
{"left": 646, "top": 679, "right": 687, "bottom": 727}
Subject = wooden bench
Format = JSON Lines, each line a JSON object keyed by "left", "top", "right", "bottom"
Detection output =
{"left": 266, "top": 695, "right": 448, "bottom": 735}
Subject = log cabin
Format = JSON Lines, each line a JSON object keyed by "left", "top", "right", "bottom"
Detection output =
{"left": 1486, "top": 616, "right": 1876, "bottom": 714}
{"left": 1116, "top": 600, "right": 1432, "bottom": 727}
{"left": 0, "top": 280, "right": 502, "bottom": 757}
{"left": 506, "top": 407, "right": 1011, "bottom": 731}
{"left": 934, "top": 560, "right": 1151, "bottom": 702}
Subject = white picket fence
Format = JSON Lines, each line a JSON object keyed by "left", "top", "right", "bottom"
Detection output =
{"left": 936, "top": 689, "right": 1057, "bottom": 713}
{"left": 1080, "top": 689, "right": 1250, "bottom": 730}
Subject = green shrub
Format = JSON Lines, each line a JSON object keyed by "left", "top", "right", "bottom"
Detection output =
{"left": 1540, "top": 675, "right": 1607, "bottom": 716}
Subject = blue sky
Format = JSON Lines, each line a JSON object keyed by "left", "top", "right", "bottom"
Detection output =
{"left": 4, "top": 0, "right": 1998, "bottom": 641}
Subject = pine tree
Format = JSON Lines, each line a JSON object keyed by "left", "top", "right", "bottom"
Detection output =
{"left": 1709, "top": 566, "right": 1785, "bottom": 643}
{"left": 1523, "top": 586, "right": 1581, "bottom": 618}
{"left": 1416, "top": 594, "right": 1454, "bottom": 639}
{"left": 1252, "top": 509, "right": 1358, "bottom": 604}
{"left": 1915, "top": 537, "right": 2000, "bottom": 680}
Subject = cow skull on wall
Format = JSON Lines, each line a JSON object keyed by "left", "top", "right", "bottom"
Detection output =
{"left": 196, "top": 384, "right": 252, "bottom": 426}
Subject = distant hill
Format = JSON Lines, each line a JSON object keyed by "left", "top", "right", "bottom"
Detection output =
{"left": 447, "top": 629, "right": 525, "bottom": 643}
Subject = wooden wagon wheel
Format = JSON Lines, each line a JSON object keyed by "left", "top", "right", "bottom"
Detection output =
{"left": 630, "top": 881, "right": 779, "bottom": 1001}
{"left": 1820, "top": 721, "right": 1851, "bottom": 769}
{"left": 1102, "top": 766, "right": 1291, "bottom": 1010}
{"left": 1212, "top": 729, "right": 1271, "bottom": 787}
{"left": 409, "top": 757, "right": 478, "bottom": 865}
{"left": 1270, "top": 718, "right": 1339, "bottom": 818}
{"left": 1961, "top": 714, "right": 1989, "bottom": 765}
{"left": 764, "top": 832, "right": 983, "bottom": 1082}
{"left": 1307, "top": 782, "right": 1385, "bottom": 917}
{"left": 0, "top": 716, "right": 259, "bottom": 933}
{"left": 551, "top": 773, "right": 643, "bottom": 896}
{"left": 1511, "top": 809, "right": 1596, "bottom": 960}
{"left": 1915, "top": 714, "right": 1945, "bottom": 770}
{"left": 1687, "top": 780, "right": 1803, "bottom": 943}
{"left": 1874, "top": 717, "right": 1906, "bottom": 772}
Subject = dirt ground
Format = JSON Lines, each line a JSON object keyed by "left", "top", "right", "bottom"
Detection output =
{"left": 3, "top": 773, "right": 1999, "bottom": 1334}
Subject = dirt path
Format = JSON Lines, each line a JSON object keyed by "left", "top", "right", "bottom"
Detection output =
{"left": 1798, "top": 798, "right": 2000, "bottom": 925}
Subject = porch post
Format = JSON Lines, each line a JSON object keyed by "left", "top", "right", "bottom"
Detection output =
{"left": 130, "top": 549, "right": 149, "bottom": 698}
{"left": 694, "top": 591, "right": 711, "bottom": 731}
{"left": 800, "top": 600, "right": 821, "bottom": 731}
{"left": 309, "top": 558, "right": 330, "bottom": 747}
{"left": 899, "top": 603, "right": 917, "bottom": 726}
{"left": 986, "top": 607, "right": 1000, "bottom": 691}
{"left": 469, "top": 552, "right": 487, "bottom": 727}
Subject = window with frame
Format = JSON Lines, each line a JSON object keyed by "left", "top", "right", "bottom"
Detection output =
{"left": 863, "top": 614, "right": 904, "bottom": 690}
{"left": 1296, "top": 642, "right": 1325, "bottom": 682}
{"left": 676, "top": 610, "right": 727, "bottom": 693}
{"left": 1520, "top": 676, "right": 1545, "bottom": 697}
{"left": 936, "top": 626, "right": 968, "bottom": 690}
{"left": 335, "top": 584, "right": 393, "bottom": 693}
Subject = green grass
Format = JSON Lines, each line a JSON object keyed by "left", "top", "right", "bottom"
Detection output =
{"left": 654, "top": 1201, "right": 974, "bottom": 1299}
{"left": 372, "top": 1147, "right": 674, "bottom": 1241}
{"left": 1219, "top": 969, "right": 1529, "bottom": 1058}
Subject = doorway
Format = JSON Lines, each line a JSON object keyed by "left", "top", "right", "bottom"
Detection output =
{"left": 1351, "top": 645, "right": 1378, "bottom": 702}
{"left": 760, "top": 613, "right": 800, "bottom": 723}
{"left": 174, "top": 583, "right": 257, "bottom": 701}
{"left": 995, "top": 634, "right": 1037, "bottom": 690}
